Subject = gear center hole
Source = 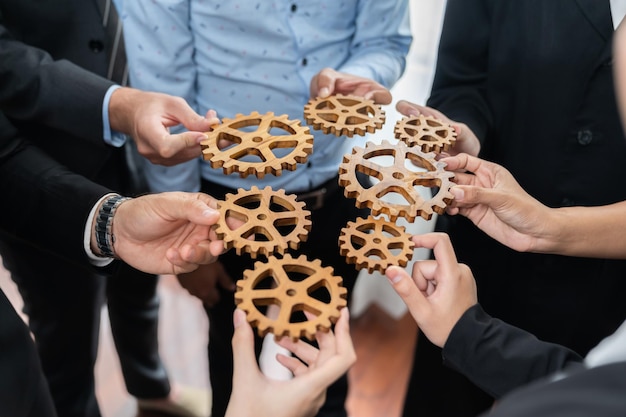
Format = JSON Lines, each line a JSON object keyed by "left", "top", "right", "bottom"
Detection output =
{"left": 286, "top": 289, "right": 296, "bottom": 297}
{"left": 373, "top": 237, "right": 382, "bottom": 244}
{"left": 393, "top": 172, "right": 405, "bottom": 180}
{"left": 257, "top": 213, "right": 267, "bottom": 220}
{"left": 253, "top": 136, "right": 263, "bottom": 143}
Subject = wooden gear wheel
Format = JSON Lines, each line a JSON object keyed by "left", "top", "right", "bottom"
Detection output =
{"left": 235, "top": 254, "right": 347, "bottom": 341}
{"left": 338, "top": 140, "right": 455, "bottom": 222}
{"left": 339, "top": 215, "right": 415, "bottom": 274}
{"left": 213, "top": 186, "right": 311, "bottom": 258}
{"left": 303, "top": 94, "right": 386, "bottom": 137}
{"left": 200, "top": 111, "right": 314, "bottom": 178}
{"left": 394, "top": 115, "right": 457, "bottom": 153}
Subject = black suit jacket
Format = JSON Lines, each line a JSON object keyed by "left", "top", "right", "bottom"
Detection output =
{"left": 0, "top": 23, "right": 113, "bottom": 264}
{"left": 444, "top": 305, "right": 626, "bottom": 416}
{"left": 427, "top": 0, "right": 626, "bottom": 355}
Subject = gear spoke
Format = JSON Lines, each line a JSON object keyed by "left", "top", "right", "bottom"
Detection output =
{"left": 304, "top": 94, "right": 385, "bottom": 137}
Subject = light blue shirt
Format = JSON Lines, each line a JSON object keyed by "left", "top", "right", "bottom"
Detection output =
{"left": 116, "top": 0, "right": 412, "bottom": 193}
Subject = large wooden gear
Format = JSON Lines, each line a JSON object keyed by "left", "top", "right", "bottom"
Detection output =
{"left": 213, "top": 186, "right": 312, "bottom": 258}
{"left": 303, "top": 94, "right": 386, "bottom": 137}
{"left": 338, "top": 140, "right": 455, "bottom": 222}
{"left": 200, "top": 111, "right": 314, "bottom": 178}
{"left": 235, "top": 254, "right": 347, "bottom": 341}
{"left": 394, "top": 115, "right": 457, "bottom": 153}
{"left": 339, "top": 215, "right": 415, "bottom": 274}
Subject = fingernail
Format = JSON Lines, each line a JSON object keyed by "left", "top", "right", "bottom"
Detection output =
{"left": 195, "top": 133, "right": 209, "bottom": 143}
{"left": 202, "top": 207, "right": 218, "bottom": 217}
{"left": 386, "top": 267, "right": 403, "bottom": 284}
{"left": 319, "top": 87, "right": 330, "bottom": 97}
{"left": 233, "top": 309, "right": 245, "bottom": 328}
{"left": 451, "top": 187, "right": 464, "bottom": 201}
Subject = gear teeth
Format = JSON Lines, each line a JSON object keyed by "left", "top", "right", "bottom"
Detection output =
{"left": 235, "top": 254, "right": 347, "bottom": 341}
{"left": 214, "top": 186, "right": 311, "bottom": 258}
{"left": 200, "top": 112, "right": 313, "bottom": 178}
{"left": 339, "top": 216, "right": 415, "bottom": 273}
{"left": 304, "top": 94, "right": 385, "bottom": 138}
{"left": 394, "top": 115, "right": 457, "bottom": 153}
{"left": 338, "top": 140, "right": 455, "bottom": 222}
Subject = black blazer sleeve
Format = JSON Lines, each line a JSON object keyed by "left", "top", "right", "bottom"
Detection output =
{"left": 442, "top": 304, "right": 583, "bottom": 399}
{"left": 0, "top": 24, "right": 115, "bottom": 145}
{"left": 0, "top": 112, "right": 111, "bottom": 264}
{"left": 483, "top": 362, "right": 626, "bottom": 417}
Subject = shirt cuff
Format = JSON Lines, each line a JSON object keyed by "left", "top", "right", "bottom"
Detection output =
{"left": 84, "top": 193, "right": 116, "bottom": 267}
{"left": 102, "top": 85, "right": 129, "bottom": 147}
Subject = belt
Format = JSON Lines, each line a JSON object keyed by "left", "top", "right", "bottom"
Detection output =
{"left": 295, "top": 176, "right": 341, "bottom": 211}
{"left": 201, "top": 176, "right": 341, "bottom": 211}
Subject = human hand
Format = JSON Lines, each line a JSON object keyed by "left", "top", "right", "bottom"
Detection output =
{"left": 225, "top": 308, "right": 356, "bottom": 417}
{"left": 442, "top": 153, "right": 555, "bottom": 253}
{"left": 177, "top": 261, "right": 235, "bottom": 307}
{"left": 385, "top": 233, "right": 477, "bottom": 347}
{"left": 395, "top": 100, "right": 481, "bottom": 156}
{"left": 105, "top": 192, "right": 224, "bottom": 275}
{"left": 108, "top": 87, "right": 220, "bottom": 165}
{"left": 310, "top": 68, "right": 392, "bottom": 104}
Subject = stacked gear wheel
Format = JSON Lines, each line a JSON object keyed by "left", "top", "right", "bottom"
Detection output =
{"left": 394, "top": 115, "right": 457, "bottom": 153}
{"left": 303, "top": 94, "right": 386, "bottom": 137}
{"left": 339, "top": 215, "right": 415, "bottom": 274}
{"left": 338, "top": 140, "right": 455, "bottom": 222}
{"left": 235, "top": 254, "right": 347, "bottom": 341}
{"left": 200, "top": 111, "right": 314, "bottom": 178}
{"left": 213, "top": 186, "right": 312, "bottom": 258}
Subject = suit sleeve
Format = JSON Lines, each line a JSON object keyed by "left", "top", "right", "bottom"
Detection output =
{"left": 426, "top": 0, "right": 493, "bottom": 143}
{"left": 0, "top": 24, "right": 115, "bottom": 145}
{"left": 0, "top": 113, "right": 111, "bottom": 264}
{"left": 483, "top": 362, "right": 626, "bottom": 417}
{"left": 442, "top": 304, "right": 583, "bottom": 399}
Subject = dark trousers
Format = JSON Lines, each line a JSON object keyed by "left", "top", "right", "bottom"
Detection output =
{"left": 0, "top": 236, "right": 170, "bottom": 417}
{"left": 202, "top": 177, "right": 368, "bottom": 417}
{"left": 0, "top": 289, "right": 57, "bottom": 417}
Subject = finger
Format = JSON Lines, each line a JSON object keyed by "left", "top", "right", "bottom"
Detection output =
{"left": 168, "top": 98, "right": 218, "bottom": 132}
{"left": 314, "top": 68, "right": 338, "bottom": 98}
{"left": 169, "top": 195, "right": 220, "bottom": 226}
{"left": 411, "top": 233, "right": 460, "bottom": 282}
{"left": 277, "top": 336, "right": 320, "bottom": 365}
{"left": 386, "top": 265, "right": 429, "bottom": 317}
{"left": 364, "top": 88, "right": 392, "bottom": 105}
{"left": 232, "top": 309, "right": 263, "bottom": 380}
{"left": 174, "top": 241, "right": 219, "bottom": 265}
{"left": 276, "top": 354, "right": 308, "bottom": 377}
{"left": 440, "top": 153, "right": 485, "bottom": 174}
{"left": 331, "top": 308, "right": 355, "bottom": 361}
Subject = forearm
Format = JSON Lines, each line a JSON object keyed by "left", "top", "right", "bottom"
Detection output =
{"left": 535, "top": 202, "right": 626, "bottom": 259}
{"left": 443, "top": 304, "right": 582, "bottom": 399}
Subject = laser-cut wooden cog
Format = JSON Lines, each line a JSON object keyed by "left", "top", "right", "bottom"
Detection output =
{"left": 213, "top": 186, "right": 312, "bottom": 258}
{"left": 303, "top": 94, "right": 386, "bottom": 137}
{"left": 394, "top": 115, "right": 457, "bottom": 153}
{"left": 235, "top": 254, "right": 347, "bottom": 341}
{"left": 200, "top": 111, "right": 314, "bottom": 178}
{"left": 339, "top": 215, "right": 415, "bottom": 274}
{"left": 338, "top": 140, "right": 455, "bottom": 222}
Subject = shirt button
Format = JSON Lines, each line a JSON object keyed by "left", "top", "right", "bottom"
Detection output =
{"left": 302, "top": 58, "right": 308, "bottom": 66}
{"left": 291, "top": 4, "right": 297, "bottom": 12}
{"left": 577, "top": 129, "right": 593, "bottom": 146}
{"left": 89, "top": 39, "right": 104, "bottom": 53}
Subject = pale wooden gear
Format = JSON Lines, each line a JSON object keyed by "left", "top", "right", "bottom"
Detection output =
{"left": 214, "top": 186, "right": 311, "bottom": 258}
{"left": 235, "top": 254, "right": 348, "bottom": 341}
{"left": 303, "top": 94, "right": 385, "bottom": 137}
{"left": 200, "top": 111, "right": 314, "bottom": 178}
{"left": 339, "top": 215, "right": 415, "bottom": 274}
{"left": 338, "top": 140, "right": 455, "bottom": 222}
{"left": 394, "top": 115, "right": 457, "bottom": 153}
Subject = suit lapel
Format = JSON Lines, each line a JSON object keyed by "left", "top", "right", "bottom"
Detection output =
{"left": 575, "top": 0, "right": 613, "bottom": 41}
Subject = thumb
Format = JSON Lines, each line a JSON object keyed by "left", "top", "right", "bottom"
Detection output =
{"left": 452, "top": 185, "right": 506, "bottom": 208}
{"left": 172, "top": 196, "right": 220, "bottom": 226}
{"left": 232, "top": 309, "right": 262, "bottom": 380}
{"left": 385, "top": 266, "right": 428, "bottom": 317}
{"left": 169, "top": 100, "right": 218, "bottom": 132}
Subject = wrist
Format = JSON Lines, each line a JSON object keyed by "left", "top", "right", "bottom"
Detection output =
{"left": 108, "top": 87, "right": 140, "bottom": 134}
{"left": 91, "top": 194, "right": 132, "bottom": 258}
